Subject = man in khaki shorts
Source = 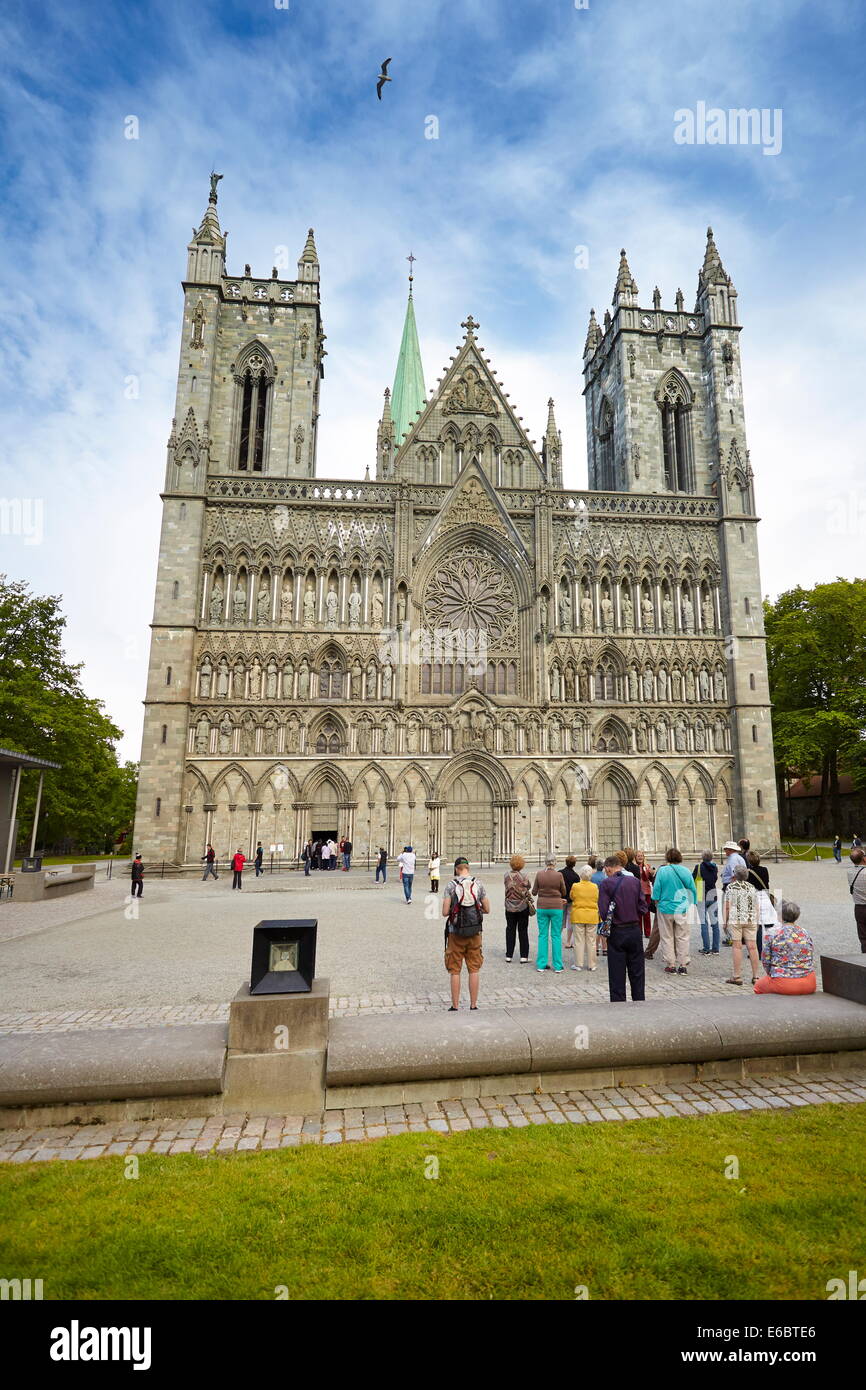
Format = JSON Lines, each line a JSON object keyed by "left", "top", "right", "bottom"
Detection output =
{"left": 723, "top": 864, "right": 762, "bottom": 986}
{"left": 442, "top": 857, "right": 490, "bottom": 1011}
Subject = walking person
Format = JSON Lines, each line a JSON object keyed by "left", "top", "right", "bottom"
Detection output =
{"left": 653, "top": 848, "right": 697, "bottom": 975}
{"left": 375, "top": 846, "right": 387, "bottom": 884}
{"left": 723, "top": 865, "right": 761, "bottom": 985}
{"left": 429, "top": 851, "right": 441, "bottom": 895}
{"left": 201, "top": 844, "right": 218, "bottom": 881}
{"left": 342, "top": 836, "right": 352, "bottom": 872}
{"left": 231, "top": 847, "right": 245, "bottom": 890}
{"left": 569, "top": 865, "right": 600, "bottom": 971}
{"left": 598, "top": 855, "right": 646, "bottom": 1002}
{"left": 754, "top": 902, "right": 816, "bottom": 995}
{"left": 561, "top": 855, "right": 580, "bottom": 951}
{"left": 531, "top": 855, "right": 568, "bottom": 973}
{"left": 398, "top": 845, "right": 416, "bottom": 903}
{"left": 301, "top": 839, "right": 313, "bottom": 877}
{"left": 694, "top": 850, "right": 720, "bottom": 955}
{"left": 131, "top": 853, "right": 144, "bottom": 899}
{"left": 833, "top": 835, "right": 843, "bottom": 864}
{"left": 442, "top": 857, "right": 490, "bottom": 1010}
{"left": 847, "top": 848, "right": 866, "bottom": 952}
{"left": 503, "top": 854, "right": 532, "bottom": 963}
{"left": 254, "top": 842, "right": 264, "bottom": 878}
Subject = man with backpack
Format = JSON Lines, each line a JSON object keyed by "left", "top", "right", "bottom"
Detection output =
{"left": 442, "top": 857, "right": 490, "bottom": 1011}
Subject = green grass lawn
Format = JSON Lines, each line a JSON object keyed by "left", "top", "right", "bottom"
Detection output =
{"left": 1, "top": 1104, "right": 864, "bottom": 1300}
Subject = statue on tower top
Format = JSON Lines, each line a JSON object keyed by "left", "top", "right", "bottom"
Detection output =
{"left": 209, "top": 171, "right": 223, "bottom": 204}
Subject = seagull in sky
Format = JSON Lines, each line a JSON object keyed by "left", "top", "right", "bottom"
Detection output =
{"left": 377, "top": 58, "right": 392, "bottom": 100}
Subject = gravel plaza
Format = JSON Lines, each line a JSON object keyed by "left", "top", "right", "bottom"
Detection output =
{"left": 0, "top": 857, "right": 860, "bottom": 1034}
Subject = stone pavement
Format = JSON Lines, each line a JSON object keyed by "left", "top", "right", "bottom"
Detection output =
{"left": 0, "top": 859, "right": 860, "bottom": 1032}
{"left": 2, "top": 1068, "right": 864, "bottom": 1162}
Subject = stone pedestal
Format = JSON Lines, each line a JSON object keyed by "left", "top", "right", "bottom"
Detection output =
{"left": 821, "top": 955, "right": 866, "bottom": 1006}
{"left": 223, "top": 977, "right": 330, "bottom": 1115}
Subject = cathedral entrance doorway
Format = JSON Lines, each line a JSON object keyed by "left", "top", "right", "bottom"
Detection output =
{"left": 596, "top": 777, "right": 624, "bottom": 856}
{"left": 446, "top": 770, "right": 494, "bottom": 861}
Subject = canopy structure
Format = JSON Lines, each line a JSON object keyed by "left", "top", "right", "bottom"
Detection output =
{"left": 0, "top": 749, "right": 61, "bottom": 873}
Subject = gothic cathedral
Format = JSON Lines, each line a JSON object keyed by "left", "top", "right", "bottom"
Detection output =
{"left": 134, "top": 180, "right": 780, "bottom": 863}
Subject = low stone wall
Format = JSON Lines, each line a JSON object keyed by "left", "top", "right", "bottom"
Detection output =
{"left": 12, "top": 864, "right": 96, "bottom": 902}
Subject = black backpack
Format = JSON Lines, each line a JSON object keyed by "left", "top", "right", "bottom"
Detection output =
{"left": 448, "top": 877, "right": 483, "bottom": 937}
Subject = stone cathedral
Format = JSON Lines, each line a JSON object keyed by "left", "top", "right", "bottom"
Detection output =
{"left": 134, "top": 179, "right": 780, "bottom": 864}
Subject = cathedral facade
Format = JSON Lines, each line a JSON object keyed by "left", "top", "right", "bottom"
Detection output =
{"left": 134, "top": 181, "right": 780, "bottom": 864}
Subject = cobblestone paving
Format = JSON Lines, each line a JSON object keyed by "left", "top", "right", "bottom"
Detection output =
{"left": 2, "top": 1070, "right": 864, "bottom": 1162}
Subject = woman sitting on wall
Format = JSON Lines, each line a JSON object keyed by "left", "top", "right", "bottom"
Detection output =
{"left": 754, "top": 901, "right": 816, "bottom": 995}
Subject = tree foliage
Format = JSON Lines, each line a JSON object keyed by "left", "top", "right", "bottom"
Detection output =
{"left": 764, "top": 578, "right": 866, "bottom": 832}
{"left": 0, "top": 574, "right": 138, "bottom": 851}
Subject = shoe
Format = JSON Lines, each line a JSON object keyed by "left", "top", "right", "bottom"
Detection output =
{"left": 722, "top": 938, "right": 733, "bottom": 947}
{"left": 664, "top": 966, "right": 678, "bottom": 974}
{"left": 448, "top": 1005, "right": 458, "bottom": 1011}
{"left": 588, "top": 966, "right": 597, "bottom": 972}
{"left": 677, "top": 966, "right": 688, "bottom": 975}
{"left": 519, "top": 958, "right": 529, "bottom": 963}
{"left": 711, "top": 950, "right": 720, "bottom": 955}
{"left": 726, "top": 977, "right": 743, "bottom": 986}
{"left": 644, "top": 953, "right": 655, "bottom": 960}
{"left": 505, "top": 956, "right": 513, "bottom": 963}
{"left": 536, "top": 968, "right": 545, "bottom": 973}
{"left": 554, "top": 969, "right": 563, "bottom": 974}
{"left": 570, "top": 964, "right": 579, "bottom": 971}
{"left": 698, "top": 948, "right": 710, "bottom": 955}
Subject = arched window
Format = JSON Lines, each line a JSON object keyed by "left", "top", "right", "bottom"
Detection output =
{"left": 172, "top": 581, "right": 179, "bottom": 600}
{"left": 235, "top": 352, "right": 272, "bottom": 472}
{"left": 315, "top": 724, "right": 342, "bottom": 754}
{"left": 594, "top": 659, "right": 616, "bottom": 701}
{"left": 318, "top": 659, "right": 344, "bottom": 699}
{"left": 658, "top": 373, "right": 694, "bottom": 492}
{"left": 598, "top": 399, "right": 615, "bottom": 489}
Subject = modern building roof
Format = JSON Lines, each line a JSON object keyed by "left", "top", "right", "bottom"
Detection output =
{"left": 0, "top": 748, "right": 61, "bottom": 770}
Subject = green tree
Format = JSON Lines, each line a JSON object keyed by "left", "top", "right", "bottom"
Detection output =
{"left": 0, "top": 574, "right": 138, "bottom": 852}
{"left": 764, "top": 578, "right": 866, "bottom": 834}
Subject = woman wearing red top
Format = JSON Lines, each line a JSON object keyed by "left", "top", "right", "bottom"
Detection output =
{"left": 231, "top": 848, "right": 245, "bottom": 890}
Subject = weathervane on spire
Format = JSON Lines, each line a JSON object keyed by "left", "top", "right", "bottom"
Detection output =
{"left": 209, "top": 171, "right": 223, "bottom": 204}
{"left": 406, "top": 251, "right": 416, "bottom": 288}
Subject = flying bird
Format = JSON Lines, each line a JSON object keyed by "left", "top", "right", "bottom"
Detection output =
{"left": 376, "top": 58, "right": 392, "bottom": 100}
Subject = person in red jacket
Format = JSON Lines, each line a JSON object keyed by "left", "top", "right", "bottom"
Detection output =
{"left": 231, "top": 848, "right": 245, "bottom": 890}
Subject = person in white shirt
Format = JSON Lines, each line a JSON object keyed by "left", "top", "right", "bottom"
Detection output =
{"left": 320, "top": 840, "right": 331, "bottom": 870}
{"left": 429, "top": 853, "right": 441, "bottom": 894}
{"left": 720, "top": 841, "right": 748, "bottom": 946}
{"left": 328, "top": 838, "right": 339, "bottom": 870}
{"left": 398, "top": 845, "right": 416, "bottom": 903}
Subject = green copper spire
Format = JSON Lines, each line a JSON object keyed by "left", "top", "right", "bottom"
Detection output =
{"left": 390, "top": 262, "right": 426, "bottom": 447}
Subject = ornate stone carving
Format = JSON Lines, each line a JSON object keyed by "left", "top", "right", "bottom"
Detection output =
{"left": 442, "top": 365, "right": 498, "bottom": 416}
{"left": 423, "top": 553, "right": 515, "bottom": 646}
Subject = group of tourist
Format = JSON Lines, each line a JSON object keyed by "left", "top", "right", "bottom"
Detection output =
{"left": 301, "top": 836, "right": 352, "bottom": 874}
{"left": 437, "top": 836, "right": 832, "bottom": 1010}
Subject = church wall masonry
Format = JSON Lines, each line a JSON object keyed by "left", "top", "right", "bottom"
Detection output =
{"left": 134, "top": 187, "right": 780, "bottom": 863}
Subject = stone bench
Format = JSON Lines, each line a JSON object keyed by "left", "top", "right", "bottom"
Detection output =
{"left": 12, "top": 865, "right": 96, "bottom": 902}
{"left": 821, "top": 954, "right": 866, "bottom": 1006}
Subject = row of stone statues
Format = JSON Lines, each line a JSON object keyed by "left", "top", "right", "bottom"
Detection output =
{"left": 198, "top": 654, "right": 395, "bottom": 701}
{"left": 546, "top": 589, "right": 717, "bottom": 634}
{"left": 549, "top": 662, "right": 727, "bottom": 703}
{"left": 207, "top": 576, "right": 391, "bottom": 630}
{"left": 191, "top": 709, "right": 731, "bottom": 758}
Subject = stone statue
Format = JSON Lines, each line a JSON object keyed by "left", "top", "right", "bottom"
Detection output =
{"left": 502, "top": 720, "right": 514, "bottom": 753}
{"left": 685, "top": 668, "right": 696, "bottom": 701}
{"left": 209, "top": 584, "right": 223, "bottom": 623}
{"left": 550, "top": 666, "right": 561, "bottom": 701}
{"left": 702, "top": 594, "right": 715, "bottom": 631}
{"left": 381, "top": 662, "right": 393, "bottom": 699}
{"left": 662, "top": 596, "right": 674, "bottom": 633}
{"left": 249, "top": 659, "right": 262, "bottom": 699}
{"left": 286, "top": 720, "right": 299, "bottom": 753}
{"left": 357, "top": 722, "right": 371, "bottom": 755}
{"left": 298, "top": 661, "right": 310, "bottom": 699}
{"left": 263, "top": 715, "right": 277, "bottom": 754}
{"left": 257, "top": 585, "right": 271, "bottom": 624}
{"left": 549, "top": 722, "right": 561, "bottom": 753}
{"left": 714, "top": 667, "right": 726, "bottom": 701}
{"left": 675, "top": 718, "right": 688, "bottom": 752}
{"left": 280, "top": 580, "right": 294, "bottom": 623}
{"left": 396, "top": 591, "right": 407, "bottom": 625}
{"left": 218, "top": 715, "right": 233, "bottom": 754}
{"left": 351, "top": 660, "right": 362, "bottom": 700}
{"left": 233, "top": 583, "right": 246, "bottom": 623}
{"left": 600, "top": 595, "right": 614, "bottom": 631}
{"left": 348, "top": 582, "right": 362, "bottom": 629}
{"left": 564, "top": 667, "right": 575, "bottom": 702}
{"left": 430, "top": 722, "right": 443, "bottom": 754}
{"left": 209, "top": 171, "right": 223, "bottom": 201}
{"left": 365, "top": 663, "right": 377, "bottom": 699}
{"left": 681, "top": 594, "right": 695, "bottom": 634}
{"left": 657, "top": 668, "right": 668, "bottom": 701}
{"left": 714, "top": 718, "right": 726, "bottom": 752}
{"left": 525, "top": 723, "right": 536, "bottom": 753}
{"left": 539, "top": 594, "right": 549, "bottom": 632}
{"left": 303, "top": 583, "right": 316, "bottom": 627}
{"left": 571, "top": 720, "right": 583, "bottom": 752}
{"left": 241, "top": 712, "right": 255, "bottom": 755}
{"left": 579, "top": 668, "right": 590, "bottom": 702}
{"left": 195, "top": 716, "right": 210, "bottom": 753}
{"left": 699, "top": 667, "right": 711, "bottom": 701}
{"left": 671, "top": 667, "right": 682, "bottom": 701}
{"left": 199, "top": 657, "right": 212, "bottom": 698}
{"left": 283, "top": 659, "right": 294, "bottom": 699}
{"left": 695, "top": 721, "right": 706, "bottom": 751}
{"left": 266, "top": 659, "right": 278, "bottom": 699}
{"left": 628, "top": 666, "right": 638, "bottom": 701}
{"left": 622, "top": 594, "right": 634, "bottom": 629}
{"left": 216, "top": 658, "right": 230, "bottom": 698}
{"left": 642, "top": 668, "right": 654, "bottom": 701}
{"left": 635, "top": 722, "right": 647, "bottom": 753}
{"left": 371, "top": 587, "right": 384, "bottom": 629}
{"left": 581, "top": 596, "right": 594, "bottom": 631}
{"left": 382, "top": 721, "right": 395, "bottom": 754}
{"left": 232, "top": 660, "right": 245, "bottom": 699}
{"left": 656, "top": 720, "right": 668, "bottom": 752}
{"left": 325, "top": 586, "right": 338, "bottom": 628}
{"left": 407, "top": 722, "right": 419, "bottom": 752}
{"left": 641, "top": 594, "right": 655, "bottom": 630}
{"left": 559, "top": 592, "right": 572, "bottom": 631}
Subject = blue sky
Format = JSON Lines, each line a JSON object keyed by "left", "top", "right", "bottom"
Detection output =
{"left": 1, "top": 0, "right": 864, "bottom": 759}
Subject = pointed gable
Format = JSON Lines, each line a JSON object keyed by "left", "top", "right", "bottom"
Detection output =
{"left": 415, "top": 457, "right": 530, "bottom": 561}
{"left": 392, "top": 318, "right": 546, "bottom": 487}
